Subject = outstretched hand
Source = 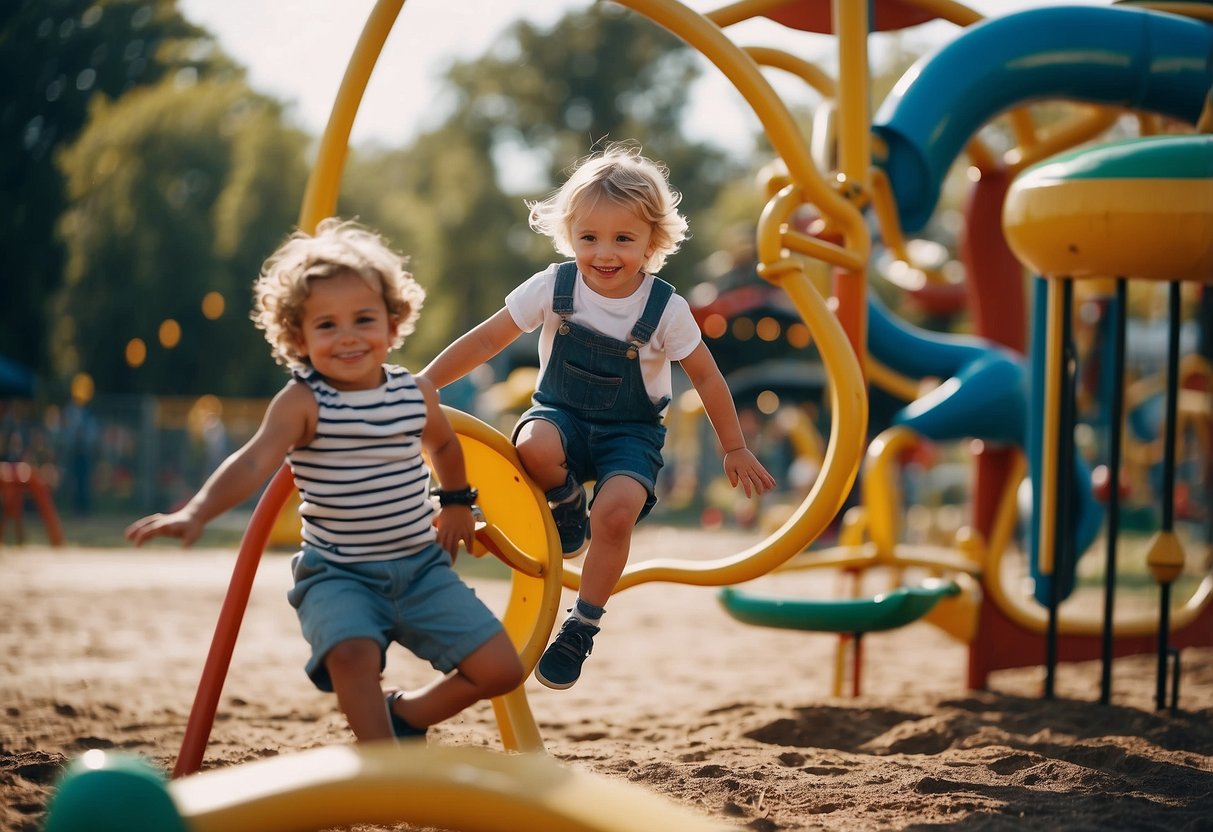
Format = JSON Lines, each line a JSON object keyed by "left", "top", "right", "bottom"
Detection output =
{"left": 724, "top": 448, "right": 776, "bottom": 499}
{"left": 125, "top": 511, "right": 205, "bottom": 548}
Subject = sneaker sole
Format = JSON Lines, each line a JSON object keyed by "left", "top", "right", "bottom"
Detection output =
{"left": 533, "top": 666, "right": 578, "bottom": 690}
{"left": 562, "top": 540, "right": 588, "bottom": 559}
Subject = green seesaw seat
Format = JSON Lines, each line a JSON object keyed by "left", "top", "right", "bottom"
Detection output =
{"left": 718, "top": 579, "right": 961, "bottom": 696}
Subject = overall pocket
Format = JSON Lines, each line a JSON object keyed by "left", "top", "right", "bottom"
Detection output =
{"left": 558, "top": 361, "right": 622, "bottom": 411}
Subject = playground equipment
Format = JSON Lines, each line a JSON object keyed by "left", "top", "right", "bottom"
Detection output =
{"left": 0, "top": 460, "right": 64, "bottom": 546}
{"left": 720, "top": 578, "right": 961, "bottom": 696}
{"left": 47, "top": 1, "right": 1213, "bottom": 829}
{"left": 713, "top": 0, "right": 1213, "bottom": 705}
{"left": 46, "top": 746, "right": 731, "bottom": 832}
{"left": 151, "top": 4, "right": 872, "bottom": 831}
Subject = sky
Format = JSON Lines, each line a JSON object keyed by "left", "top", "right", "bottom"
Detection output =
{"left": 177, "top": 0, "right": 1099, "bottom": 158}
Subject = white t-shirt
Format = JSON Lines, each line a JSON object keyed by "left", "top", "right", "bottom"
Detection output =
{"left": 505, "top": 263, "right": 703, "bottom": 409}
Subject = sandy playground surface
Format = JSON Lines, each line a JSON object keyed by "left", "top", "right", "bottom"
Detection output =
{"left": 2, "top": 526, "right": 1212, "bottom": 831}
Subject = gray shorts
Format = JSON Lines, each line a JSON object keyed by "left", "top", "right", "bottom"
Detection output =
{"left": 286, "top": 543, "right": 503, "bottom": 692}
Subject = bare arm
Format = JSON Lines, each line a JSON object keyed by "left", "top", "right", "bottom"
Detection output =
{"left": 679, "top": 342, "right": 776, "bottom": 498}
{"left": 125, "top": 381, "right": 314, "bottom": 547}
{"left": 417, "top": 375, "right": 474, "bottom": 559}
{"left": 418, "top": 307, "right": 523, "bottom": 391}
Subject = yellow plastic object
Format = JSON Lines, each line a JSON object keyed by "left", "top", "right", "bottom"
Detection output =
{"left": 442, "top": 408, "right": 562, "bottom": 751}
{"left": 1145, "top": 530, "right": 1186, "bottom": 586}
{"left": 171, "top": 744, "right": 733, "bottom": 832}
{"left": 1005, "top": 177, "right": 1213, "bottom": 282}
{"left": 1003, "top": 139, "right": 1213, "bottom": 283}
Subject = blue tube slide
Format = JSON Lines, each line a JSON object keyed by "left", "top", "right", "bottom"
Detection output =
{"left": 868, "top": 291, "right": 991, "bottom": 381}
{"left": 872, "top": 4, "right": 1213, "bottom": 233}
{"left": 869, "top": 291, "right": 1028, "bottom": 445}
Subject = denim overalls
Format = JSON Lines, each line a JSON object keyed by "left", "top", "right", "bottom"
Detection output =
{"left": 517, "top": 261, "right": 675, "bottom": 519}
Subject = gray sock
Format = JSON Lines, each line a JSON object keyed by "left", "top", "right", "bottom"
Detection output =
{"left": 573, "top": 598, "right": 605, "bottom": 627}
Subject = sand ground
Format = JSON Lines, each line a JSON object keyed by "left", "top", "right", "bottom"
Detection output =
{"left": 2, "top": 526, "right": 1211, "bottom": 830}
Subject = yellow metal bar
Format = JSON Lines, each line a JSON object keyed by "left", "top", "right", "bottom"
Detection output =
{"left": 1005, "top": 106, "right": 1120, "bottom": 172}
{"left": 833, "top": 0, "right": 869, "bottom": 194}
{"left": 964, "top": 135, "right": 998, "bottom": 173}
{"left": 300, "top": 0, "right": 405, "bottom": 231}
{"left": 743, "top": 46, "right": 837, "bottom": 98}
{"left": 1037, "top": 280, "right": 1065, "bottom": 576}
{"left": 706, "top": 0, "right": 800, "bottom": 28}
{"left": 866, "top": 357, "right": 922, "bottom": 403}
{"left": 861, "top": 426, "right": 918, "bottom": 559}
{"left": 904, "top": 0, "right": 984, "bottom": 26}
{"left": 756, "top": 184, "right": 865, "bottom": 272}
{"left": 831, "top": 0, "right": 870, "bottom": 363}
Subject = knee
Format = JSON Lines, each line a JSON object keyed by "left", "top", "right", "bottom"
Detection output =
{"left": 468, "top": 642, "right": 526, "bottom": 698}
{"left": 590, "top": 488, "right": 644, "bottom": 538}
{"left": 483, "top": 655, "right": 526, "bottom": 698}
{"left": 324, "top": 638, "right": 381, "bottom": 678}
{"left": 515, "top": 436, "right": 560, "bottom": 474}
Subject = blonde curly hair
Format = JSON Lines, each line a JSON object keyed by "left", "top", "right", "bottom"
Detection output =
{"left": 527, "top": 142, "right": 689, "bottom": 274}
{"left": 251, "top": 218, "right": 424, "bottom": 369}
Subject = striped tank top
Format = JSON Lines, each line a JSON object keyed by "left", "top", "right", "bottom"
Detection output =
{"left": 287, "top": 365, "right": 436, "bottom": 562}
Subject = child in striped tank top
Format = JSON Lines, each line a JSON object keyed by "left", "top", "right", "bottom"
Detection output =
{"left": 126, "top": 218, "right": 524, "bottom": 743}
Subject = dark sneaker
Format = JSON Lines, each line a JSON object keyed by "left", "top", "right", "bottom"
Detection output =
{"left": 549, "top": 483, "right": 588, "bottom": 557}
{"left": 385, "top": 691, "right": 427, "bottom": 739}
{"left": 535, "top": 618, "right": 600, "bottom": 690}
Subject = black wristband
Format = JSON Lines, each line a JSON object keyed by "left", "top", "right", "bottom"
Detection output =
{"left": 431, "top": 485, "right": 478, "bottom": 506}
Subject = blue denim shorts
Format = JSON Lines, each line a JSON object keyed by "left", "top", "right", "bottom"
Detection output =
{"left": 515, "top": 404, "right": 666, "bottom": 521}
{"left": 286, "top": 543, "right": 504, "bottom": 692}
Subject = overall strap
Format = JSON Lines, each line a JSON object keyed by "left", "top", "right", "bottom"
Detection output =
{"left": 553, "top": 262, "right": 578, "bottom": 317}
{"left": 629, "top": 277, "right": 675, "bottom": 346}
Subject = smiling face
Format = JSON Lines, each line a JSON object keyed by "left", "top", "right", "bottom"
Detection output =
{"left": 295, "top": 269, "right": 394, "bottom": 390}
{"left": 568, "top": 197, "right": 656, "bottom": 298}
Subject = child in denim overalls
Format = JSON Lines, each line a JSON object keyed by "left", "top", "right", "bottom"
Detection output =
{"left": 421, "top": 144, "right": 775, "bottom": 689}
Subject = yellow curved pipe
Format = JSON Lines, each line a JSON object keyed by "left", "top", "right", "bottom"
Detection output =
{"left": 743, "top": 46, "right": 836, "bottom": 99}
{"left": 618, "top": 0, "right": 869, "bottom": 263}
{"left": 299, "top": 0, "right": 404, "bottom": 231}
{"left": 565, "top": 263, "right": 867, "bottom": 592}
{"left": 866, "top": 356, "right": 924, "bottom": 403}
{"left": 862, "top": 426, "right": 917, "bottom": 558}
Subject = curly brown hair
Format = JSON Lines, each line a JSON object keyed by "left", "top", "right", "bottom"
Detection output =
{"left": 251, "top": 218, "right": 425, "bottom": 369}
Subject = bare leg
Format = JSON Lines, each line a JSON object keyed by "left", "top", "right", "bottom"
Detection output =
{"left": 388, "top": 631, "right": 524, "bottom": 730}
{"left": 577, "top": 475, "right": 646, "bottom": 608}
{"left": 325, "top": 637, "right": 394, "bottom": 742}
{"left": 515, "top": 419, "right": 570, "bottom": 492}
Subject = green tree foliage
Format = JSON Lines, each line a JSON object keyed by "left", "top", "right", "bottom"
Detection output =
{"left": 54, "top": 78, "right": 309, "bottom": 396}
{"left": 341, "top": 128, "right": 528, "bottom": 368}
{"left": 0, "top": 0, "right": 239, "bottom": 380}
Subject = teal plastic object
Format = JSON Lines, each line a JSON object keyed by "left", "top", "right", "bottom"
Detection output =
{"left": 872, "top": 5, "right": 1213, "bottom": 231}
{"left": 718, "top": 580, "right": 960, "bottom": 634}
{"left": 1019, "top": 134, "right": 1213, "bottom": 181}
{"left": 43, "top": 751, "right": 186, "bottom": 832}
